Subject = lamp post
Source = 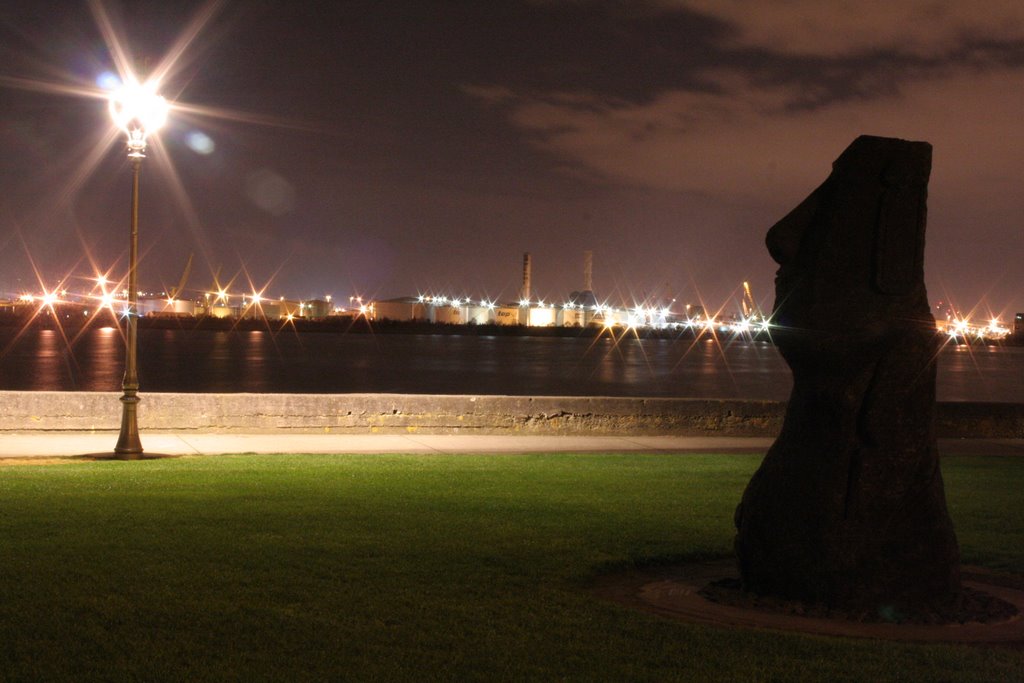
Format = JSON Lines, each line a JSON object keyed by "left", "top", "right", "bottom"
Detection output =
{"left": 108, "top": 78, "right": 168, "bottom": 459}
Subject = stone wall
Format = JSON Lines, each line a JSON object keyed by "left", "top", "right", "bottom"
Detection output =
{"left": 0, "top": 391, "right": 1021, "bottom": 437}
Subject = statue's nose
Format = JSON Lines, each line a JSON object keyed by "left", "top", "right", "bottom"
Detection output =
{"left": 766, "top": 184, "right": 822, "bottom": 266}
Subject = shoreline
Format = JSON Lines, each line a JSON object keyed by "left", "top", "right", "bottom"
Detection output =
{"left": 3, "top": 312, "right": 1021, "bottom": 345}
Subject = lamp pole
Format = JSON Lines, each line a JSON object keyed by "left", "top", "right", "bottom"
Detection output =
{"left": 109, "top": 78, "right": 168, "bottom": 459}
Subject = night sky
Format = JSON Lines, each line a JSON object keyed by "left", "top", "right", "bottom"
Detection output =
{"left": 2, "top": 1, "right": 1023, "bottom": 317}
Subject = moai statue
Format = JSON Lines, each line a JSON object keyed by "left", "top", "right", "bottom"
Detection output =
{"left": 734, "top": 136, "right": 961, "bottom": 612}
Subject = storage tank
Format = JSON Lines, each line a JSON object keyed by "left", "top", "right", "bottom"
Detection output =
{"left": 559, "top": 307, "right": 585, "bottom": 327}
{"left": 527, "top": 306, "right": 556, "bottom": 327}
{"left": 207, "top": 304, "right": 235, "bottom": 319}
{"left": 376, "top": 299, "right": 427, "bottom": 322}
{"left": 139, "top": 297, "right": 195, "bottom": 317}
{"left": 432, "top": 305, "right": 463, "bottom": 325}
{"left": 495, "top": 307, "right": 520, "bottom": 326}
{"left": 466, "top": 305, "right": 495, "bottom": 325}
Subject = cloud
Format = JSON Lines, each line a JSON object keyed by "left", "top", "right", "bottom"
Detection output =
{"left": 473, "top": 64, "right": 1024, "bottom": 211}
{"left": 664, "top": 1, "right": 1024, "bottom": 57}
{"left": 459, "top": 84, "right": 517, "bottom": 106}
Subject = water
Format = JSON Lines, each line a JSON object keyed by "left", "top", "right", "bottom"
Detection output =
{"left": 1, "top": 326, "right": 1022, "bottom": 402}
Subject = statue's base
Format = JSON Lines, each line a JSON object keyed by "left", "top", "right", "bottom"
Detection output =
{"left": 593, "top": 560, "right": 1024, "bottom": 644}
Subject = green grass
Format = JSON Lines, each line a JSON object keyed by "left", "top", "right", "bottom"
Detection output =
{"left": 1, "top": 453, "right": 1021, "bottom": 682}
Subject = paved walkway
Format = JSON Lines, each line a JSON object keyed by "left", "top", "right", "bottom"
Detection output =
{"left": 0, "top": 433, "right": 1022, "bottom": 459}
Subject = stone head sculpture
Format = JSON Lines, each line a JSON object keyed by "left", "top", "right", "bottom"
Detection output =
{"left": 734, "top": 135, "right": 961, "bottom": 612}
{"left": 767, "top": 135, "right": 932, "bottom": 352}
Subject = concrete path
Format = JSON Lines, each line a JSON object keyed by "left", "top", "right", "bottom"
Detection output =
{"left": 0, "top": 434, "right": 774, "bottom": 458}
{"left": 0, "top": 433, "right": 1022, "bottom": 459}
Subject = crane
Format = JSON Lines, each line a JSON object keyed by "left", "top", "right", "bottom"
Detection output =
{"left": 741, "top": 281, "right": 763, "bottom": 320}
{"left": 168, "top": 253, "right": 193, "bottom": 300}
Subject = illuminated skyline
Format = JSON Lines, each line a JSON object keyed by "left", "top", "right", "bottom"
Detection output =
{"left": 2, "top": 1, "right": 1023, "bottom": 319}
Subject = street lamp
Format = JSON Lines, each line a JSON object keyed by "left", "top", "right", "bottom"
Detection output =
{"left": 108, "top": 77, "right": 168, "bottom": 459}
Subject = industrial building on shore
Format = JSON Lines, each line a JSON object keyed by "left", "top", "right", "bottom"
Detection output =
{"left": 373, "top": 251, "right": 608, "bottom": 327}
{"left": 7, "top": 248, "right": 1018, "bottom": 338}
{"left": 0, "top": 250, "right": 682, "bottom": 329}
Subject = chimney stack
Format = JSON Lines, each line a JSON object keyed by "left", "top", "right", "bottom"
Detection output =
{"left": 521, "top": 252, "right": 532, "bottom": 302}
{"left": 583, "top": 250, "right": 593, "bottom": 292}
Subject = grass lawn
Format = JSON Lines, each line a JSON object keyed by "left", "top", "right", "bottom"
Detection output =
{"left": 1, "top": 453, "right": 1022, "bottom": 682}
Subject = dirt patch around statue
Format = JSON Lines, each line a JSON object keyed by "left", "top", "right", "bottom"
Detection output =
{"left": 592, "top": 559, "right": 1024, "bottom": 645}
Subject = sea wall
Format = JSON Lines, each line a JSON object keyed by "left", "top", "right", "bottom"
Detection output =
{"left": 1, "top": 391, "right": 1022, "bottom": 438}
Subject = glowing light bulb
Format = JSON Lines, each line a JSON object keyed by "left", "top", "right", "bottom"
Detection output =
{"left": 108, "top": 77, "right": 169, "bottom": 156}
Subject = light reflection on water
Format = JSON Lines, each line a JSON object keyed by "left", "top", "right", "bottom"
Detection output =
{"left": 82, "top": 326, "right": 122, "bottom": 389}
{"left": 0, "top": 327, "right": 1021, "bottom": 402}
{"left": 32, "top": 329, "right": 63, "bottom": 390}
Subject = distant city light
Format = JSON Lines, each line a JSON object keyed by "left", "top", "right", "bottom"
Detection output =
{"left": 7, "top": 271, "right": 1016, "bottom": 342}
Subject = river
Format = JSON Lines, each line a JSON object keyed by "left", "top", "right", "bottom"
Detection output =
{"left": 1, "top": 326, "right": 1021, "bottom": 402}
